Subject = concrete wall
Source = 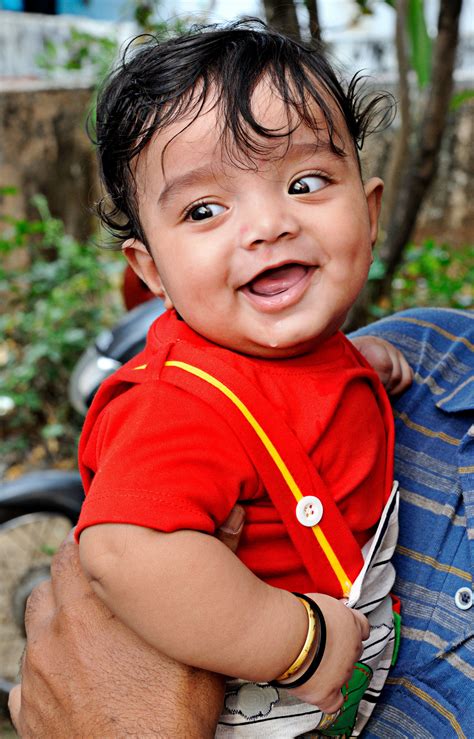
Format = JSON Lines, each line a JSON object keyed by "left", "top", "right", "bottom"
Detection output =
{"left": 0, "top": 79, "right": 97, "bottom": 240}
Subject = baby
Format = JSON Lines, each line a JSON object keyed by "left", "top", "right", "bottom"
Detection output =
{"left": 77, "top": 21, "right": 412, "bottom": 737}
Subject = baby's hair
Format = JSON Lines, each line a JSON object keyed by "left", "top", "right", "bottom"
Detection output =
{"left": 91, "top": 18, "right": 393, "bottom": 246}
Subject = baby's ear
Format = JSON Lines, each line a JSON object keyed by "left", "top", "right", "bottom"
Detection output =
{"left": 122, "top": 239, "right": 173, "bottom": 309}
{"left": 364, "top": 178, "right": 384, "bottom": 247}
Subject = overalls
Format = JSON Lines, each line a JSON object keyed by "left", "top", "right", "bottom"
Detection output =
{"left": 159, "top": 342, "right": 400, "bottom": 738}
{"left": 82, "top": 336, "right": 400, "bottom": 738}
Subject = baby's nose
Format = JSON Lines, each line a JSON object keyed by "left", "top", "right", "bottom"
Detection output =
{"left": 239, "top": 205, "right": 300, "bottom": 250}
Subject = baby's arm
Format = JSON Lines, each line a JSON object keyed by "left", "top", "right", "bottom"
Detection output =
{"left": 80, "top": 524, "right": 306, "bottom": 681}
{"left": 79, "top": 524, "right": 367, "bottom": 710}
{"left": 350, "top": 335, "right": 413, "bottom": 394}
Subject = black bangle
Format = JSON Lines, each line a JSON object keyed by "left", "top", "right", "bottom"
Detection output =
{"left": 270, "top": 593, "right": 327, "bottom": 689}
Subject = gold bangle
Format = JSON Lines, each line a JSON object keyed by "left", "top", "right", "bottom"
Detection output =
{"left": 273, "top": 596, "right": 317, "bottom": 682}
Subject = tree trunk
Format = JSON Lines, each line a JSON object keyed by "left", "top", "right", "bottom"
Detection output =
{"left": 375, "top": 0, "right": 463, "bottom": 298}
{"left": 381, "top": 0, "right": 412, "bottom": 229}
{"left": 304, "top": 0, "right": 322, "bottom": 44}
{"left": 262, "top": 0, "right": 302, "bottom": 41}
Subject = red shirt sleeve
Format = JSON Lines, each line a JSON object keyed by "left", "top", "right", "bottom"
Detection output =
{"left": 76, "top": 381, "right": 260, "bottom": 538}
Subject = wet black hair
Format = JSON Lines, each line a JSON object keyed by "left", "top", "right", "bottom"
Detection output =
{"left": 91, "top": 18, "right": 393, "bottom": 246}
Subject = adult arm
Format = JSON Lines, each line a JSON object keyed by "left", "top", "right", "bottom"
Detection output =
{"left": 8, "top": 512, "right": 247, "bottom": 739}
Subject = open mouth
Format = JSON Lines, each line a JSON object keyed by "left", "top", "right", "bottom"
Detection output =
{"left": 246, "top": 263, "right": 310, "bottom": 297}
{"left": 240, "top": 263, "right": 316, "bottom": 310}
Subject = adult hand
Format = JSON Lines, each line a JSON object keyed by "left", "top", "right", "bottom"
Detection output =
{"left": 216, "top": 504, "right": 245, "bottom": 552}
{"left": 9, "top": 506, "right": 245, "bottom": 738}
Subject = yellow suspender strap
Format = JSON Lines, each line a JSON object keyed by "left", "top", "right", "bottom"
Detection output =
{"left": 164, "top": 359, "right": 352, "bottom": 596}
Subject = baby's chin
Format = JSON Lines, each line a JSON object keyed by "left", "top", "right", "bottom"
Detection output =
{"left": 245, "top": 319, "right": 343, "bottom": 358}
{"left": 227, "top": 330, "right": 331, "bottom": 359}
{"left": 190, "top": 311, "right": 344, "bottom": 359}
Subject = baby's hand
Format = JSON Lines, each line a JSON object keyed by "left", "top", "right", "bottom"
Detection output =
{"left": 286, "top": 594, "right": 369, "bottom": 713}
{"left": 351, "top": 336, "right": 413, "bottom": 395}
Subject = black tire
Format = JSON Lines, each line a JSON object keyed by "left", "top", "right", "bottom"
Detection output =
{"left": 0, "top": 471, "right": 84, "bottom": 714}
{"left": 0, "top": 470, "right": 84, "bottom": 524}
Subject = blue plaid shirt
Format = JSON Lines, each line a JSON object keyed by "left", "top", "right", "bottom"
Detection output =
{"left": 352, "top": 308, "right": 473, "bottom": 738}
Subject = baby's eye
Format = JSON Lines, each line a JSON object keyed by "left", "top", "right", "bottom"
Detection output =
{"left": 289, "top": 175, "right": 327, "bottom": 195}
{"left": 186, "top": 203, "right": 225, "bottom": 221}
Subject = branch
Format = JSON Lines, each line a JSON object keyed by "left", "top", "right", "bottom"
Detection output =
{"left": 304, "top": 0, "right": 322, "bottom": 44}
{"left": 377, "top": 0, "right": 463, "bottom": 293}
{"left": 262, "top": 0, "right": 302, "bottom": 41}
{"left": 381, "top": 0, "right": 412, "bottom": 227}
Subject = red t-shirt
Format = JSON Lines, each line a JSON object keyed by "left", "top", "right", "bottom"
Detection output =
{"left": 77, "top": 311, "right": 392, "bottom": 594}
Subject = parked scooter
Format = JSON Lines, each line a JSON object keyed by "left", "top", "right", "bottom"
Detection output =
{"left": 0, "top": 279, "right": 164, "bottom": 706}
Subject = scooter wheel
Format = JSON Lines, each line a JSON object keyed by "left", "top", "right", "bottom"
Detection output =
{"left": 0, "top": 513, "right": 72, "bottom": 695}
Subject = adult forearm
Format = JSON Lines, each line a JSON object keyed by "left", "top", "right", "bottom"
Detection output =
{"left": 9, "top": 536, "right": 225, "bottom": 739}
{"left": 80, "top": 524, "right": 307, "bottom": 682}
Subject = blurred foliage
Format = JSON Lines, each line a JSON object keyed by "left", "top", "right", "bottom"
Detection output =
{"left": 450, "top": 89, "right": 474, "bottom": 111}
{"left": 129, "top": 1, "right": 190, "bottom": 35}
{"left": 38, "top": 29, "right": 118, "bottom": 82}
{"left": 406, "top": 0, "right": 432, "bottom": 88}
{"left": 0, "top": 192, "right": 122, "bottom": 467}
{"left": 37, "top": 1, "right": 191, "bottom": 85}
{"left": 354, "top": 0, "right": 431, "bottom": 88}
{"left": 368, "top": 238, "right": 473, "bottom": 319}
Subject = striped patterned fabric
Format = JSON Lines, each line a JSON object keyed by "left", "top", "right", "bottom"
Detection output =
{"left": 352, "top": 308, "right": 473, "bottom": 739}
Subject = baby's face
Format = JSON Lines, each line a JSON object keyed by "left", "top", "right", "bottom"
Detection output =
{"left": 125, "top": 81, "right": 383, "bottom": 357}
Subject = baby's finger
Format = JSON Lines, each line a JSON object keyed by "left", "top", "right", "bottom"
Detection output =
{"left": 389, "top": 353, "right": 414, "bottom": 395}
{"left": 353, "top": 338, "right": 393, "bottom": 387}
{"left": 384, "top": 354, "right": 401, "bottom": 394}
{"left": 317, "top": 690, "right": 345, "bottom": 714}
{"left": 351, "top": 609, "right": 370, "bottom": 640}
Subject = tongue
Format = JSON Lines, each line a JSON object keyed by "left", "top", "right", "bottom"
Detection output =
{"left": 249, "top": 264, "right": 307, "bottom": 296}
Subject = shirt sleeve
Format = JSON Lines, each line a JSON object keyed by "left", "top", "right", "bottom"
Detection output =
{"left": 76, "top": 380, "right": 259, "bottom": 537}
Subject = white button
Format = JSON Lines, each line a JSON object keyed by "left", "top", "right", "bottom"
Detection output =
{"left": 454, "top": 587, "right": 473, "bottom": 610}
{"left": 468, "top": 424, "right": 474, "bottom": 437}
{"left": 296, "top": 496, "right": 323, "bottom": 527}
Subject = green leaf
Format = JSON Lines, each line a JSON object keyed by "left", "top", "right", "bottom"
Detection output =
{"left": 40, "top": 544, "right": 58, "bottom": 556}
{"left": 42, "top": 423, "right": 65, "bottom": 439}
{"left": 0, "top": 186, "right": 18, "bottom": 196}
{"left": 407, "top": 0, "right": 432, "bottom": 88}
{"left": 62, "top": 328, "right": 87, "bottom": 344}
{"left": 353, "top": 0, "right": 375, "bottom": 14}
{"left": 368, "top": 255, "right": 386, "bottom": 280}
{"left": 1, "top": 191, "right": 124, "bottom": 462}
{"left": 450, "top": 89, "right": 474, "bottom": 111}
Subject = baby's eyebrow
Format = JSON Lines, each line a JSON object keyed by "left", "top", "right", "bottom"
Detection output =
{"left": 158, "top": 166, "right": 217, "bottom": 209}
{"left": 286, "top": 140, "right": 336, "bottom": 159}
